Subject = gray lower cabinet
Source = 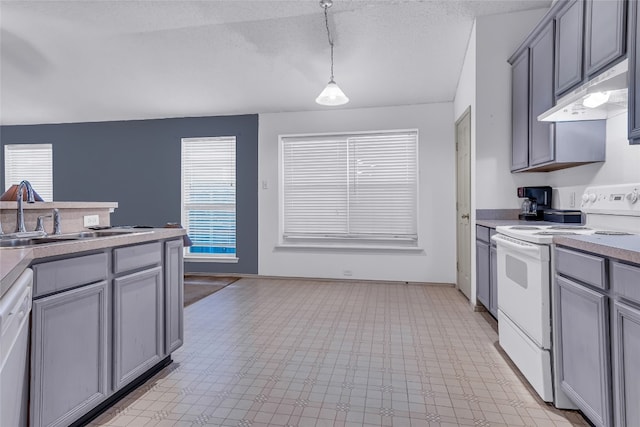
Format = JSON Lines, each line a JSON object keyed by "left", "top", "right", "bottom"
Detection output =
{"left": 556, "top": 275, "right": 612, "bottom": 427}
{"left": 113, "top": 266, "right": 164, "bottom": 390}
{"left": 630, "top": 0, "right": 640, "bottom": 144}
{"left": 611, "top": 260, "right": 640, "bottom": 427}
{"left": 30, "top": 281, "right": 109, "bottom": 427}
{"left": 475, "top": 226, "right": 497, "bottom": 318}
{"left": 164, "top": 239, "right": 184, "bottom": 354}
{"left": 476, "top": 239, "right": 490, "bottom": 310}
{"left": 612, "top": 301, "right": 640, "bottom": 427}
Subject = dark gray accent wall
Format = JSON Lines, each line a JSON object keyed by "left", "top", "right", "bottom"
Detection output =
{"left": 0, "top": 115, "right": 258, "bottom": 274}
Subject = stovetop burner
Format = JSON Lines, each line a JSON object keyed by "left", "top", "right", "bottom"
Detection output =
{"left": 594, "top": 231, "right": 634, "bottom": 236}
{"left": 548, "top": 226, "right": 591, "bottom": 230}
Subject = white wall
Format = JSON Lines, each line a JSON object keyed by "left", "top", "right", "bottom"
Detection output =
{"left": 547, "top": 112, "right": 640, "bottom": 208}
{"left": 258, "top": 104, "right": 456, "bottom": 283}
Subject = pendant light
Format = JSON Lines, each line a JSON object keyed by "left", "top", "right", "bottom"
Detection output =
{"left": 316, "top": 0, "right": 349, "bottom": 106}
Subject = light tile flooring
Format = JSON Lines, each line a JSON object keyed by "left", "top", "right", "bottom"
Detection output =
{"left": 89, "top": 278, "right": 590, "bottom": 427}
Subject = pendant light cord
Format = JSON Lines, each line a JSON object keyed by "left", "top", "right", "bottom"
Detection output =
{"left": 323, "top": 6, "right": 334, "bottom": 81}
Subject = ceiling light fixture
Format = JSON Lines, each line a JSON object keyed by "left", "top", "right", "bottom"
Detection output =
{"left": 316, "top": 0, "right": 349, "bottom": 106}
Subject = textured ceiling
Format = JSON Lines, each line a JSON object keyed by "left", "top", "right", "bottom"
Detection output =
{"left": 0, "top": 0, "right": 551, "bottom": 125}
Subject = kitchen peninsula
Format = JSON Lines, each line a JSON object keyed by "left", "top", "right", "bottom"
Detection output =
{"left": 0, "top": 201, "right": 186, "bottom": 427}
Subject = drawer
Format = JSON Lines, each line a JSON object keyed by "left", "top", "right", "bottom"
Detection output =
{"left": 33, "top": 252, "right": 109, "bottom": 298}
{"left": 612, "top": 261, "right": 640, "bottom": 306}
{"left": 113, "top": 242, "right": 162, "bottom": 274}
{"left": 555, "top": 247, "right": 607, "bottom": 290}
{"left": 476, "top": 225, "right": 490, "bottom": 243}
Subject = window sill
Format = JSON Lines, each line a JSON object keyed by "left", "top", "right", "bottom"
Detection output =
{"left": 184, "top": 255, "right": 239, "bottom": 263}
{"left": 274, "top": 244, "right": 424, "bottom": 253}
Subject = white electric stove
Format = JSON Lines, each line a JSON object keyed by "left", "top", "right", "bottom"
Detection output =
{"left": 492, "top": 183, "right": 640, "bottom": 409}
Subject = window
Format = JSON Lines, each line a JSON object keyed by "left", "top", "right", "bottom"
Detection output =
{"left": 281, "top": 130, "right": 418, "bottom": 246}
{"left": 181, "top": 137, "right": 236, "bottom": 260}
{"left": 4, "top": 144, "right": 53, "bottom": 201}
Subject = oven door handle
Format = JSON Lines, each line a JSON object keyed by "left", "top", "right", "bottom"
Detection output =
{"left": 491, "top": 234, "right": 549, "bottom": 261}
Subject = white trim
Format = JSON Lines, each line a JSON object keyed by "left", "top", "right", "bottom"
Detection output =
{"left": 184, "top": 255, "right": 239, "bottom": 263}
{"left": 275, "top": 244, "right": 424, "bottom": 253}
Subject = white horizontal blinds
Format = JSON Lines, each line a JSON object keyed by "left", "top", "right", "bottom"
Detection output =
{"left": 348, "top": 132, "right": 417, "bottom": 239}
{"left": 282, "top": 136, "right": 348, "bottom": 236}
{"left": 4, "top": 144, "right": 53, "bottom": 201}
{"left": 182, "top": 137, "right": 236, "bottom": 257}
{"left": 282, "top": 130, "right": 418, "bottom": 241}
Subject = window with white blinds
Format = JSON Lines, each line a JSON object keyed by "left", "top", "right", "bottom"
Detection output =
{"left": 281, "top": 130, "right": 418, "bottom": 244}
{"left": 181, "top": 137, "right": 236, "bottom": 258}
{"left": 4, "top": 144, "right": 53, "bottom": 201}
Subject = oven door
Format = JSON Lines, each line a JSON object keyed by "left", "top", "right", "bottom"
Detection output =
{"left": 492, "top": 233, "right": 551, "bottom": 349}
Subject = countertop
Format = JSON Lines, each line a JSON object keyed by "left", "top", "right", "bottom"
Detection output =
{"left": 554, "top": 234, "right": 640, "bottom": 265}
{"left": 0, "top": 228, "right": 186, "bottom": 298}
{"left": 0, "top": 201, "right": 118, "bottom": 209}
{"left": 475, "top": 219, "right": 563, "bottom": 228}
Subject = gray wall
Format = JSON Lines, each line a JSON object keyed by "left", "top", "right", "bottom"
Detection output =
{"left": 0, "top": 115, "right": 259, "bottom": 274}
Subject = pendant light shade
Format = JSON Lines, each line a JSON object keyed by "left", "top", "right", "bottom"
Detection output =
{"left": 316, "top": 0, "right": 349, "bottom": 106}
{"left": 316, "top": 79, "right": 349, "bottom": 106}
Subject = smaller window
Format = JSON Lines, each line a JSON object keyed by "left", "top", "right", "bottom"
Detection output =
{"left": 181, "top": 137, "right": 237, "bottom": 260}
{"left": 4, "top": 144, "right": 53, "bottom": 201}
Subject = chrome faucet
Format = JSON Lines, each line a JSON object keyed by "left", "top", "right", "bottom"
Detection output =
{"left": 15, "top": 180, "right": 35, "bottom": 233}
{"left": 53, "top": 208, "right": 61, "bottom": 234}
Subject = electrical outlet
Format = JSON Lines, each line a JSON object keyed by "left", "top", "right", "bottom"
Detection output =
{"left": 83, "top": 215, "right": 100, "bottom": 227}
{"left": 343, "top": 270, "right": 352, "bottom": 277}
{"left": 569, "top": 192, "right": 576, "bottom": 208}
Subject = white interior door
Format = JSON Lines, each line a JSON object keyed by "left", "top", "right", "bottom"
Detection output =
{"left": 455, "top": 108, "right": 471, "bottom": 300}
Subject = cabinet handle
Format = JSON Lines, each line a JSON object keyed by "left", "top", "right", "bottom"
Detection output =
{"left": 461, "top": 214, "right": 470, "bottom": 219}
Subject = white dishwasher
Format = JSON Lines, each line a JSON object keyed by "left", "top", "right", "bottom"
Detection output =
{"left": 0, "top": 268, "right": 33, "bottom": 427}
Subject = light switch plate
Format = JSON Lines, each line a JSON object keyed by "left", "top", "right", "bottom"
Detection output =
{"left": 83, "top": 215, "right": 100, "bottom": 227}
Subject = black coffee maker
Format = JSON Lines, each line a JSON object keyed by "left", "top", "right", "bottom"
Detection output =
{"left": 518, "top": 186, "right": 552, "bottom": 220}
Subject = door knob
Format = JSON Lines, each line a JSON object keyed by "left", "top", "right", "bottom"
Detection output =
{"left": 461, "top": 214, "right": 470, "bottom": 219}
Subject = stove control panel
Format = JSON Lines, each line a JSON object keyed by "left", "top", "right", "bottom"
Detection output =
{"left": 581, "top": 183, "right": 640, "bottom": 216}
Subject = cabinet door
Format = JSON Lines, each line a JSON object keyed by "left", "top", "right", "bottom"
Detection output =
{"left": 476, "top": 241, "right": 490, "bottom": 310}
{"left": 630, "top": 0, "right": 640, "bottom": 143}
{"left": 489, "top": 245, "right": 498, "bottom": 318}
{"left": 113, "top": 266, "right": 164, "bottom": 390}
{"left": 613, "top": 301, "right": 640, "bottom": 427}
{"left": 555, "top": 0, "right": 585, "bottom": 96}
{"left": 585, "top": 0, "right": 627, "bottom": 78}
{"left": 164, "top": 239, "right": 184, "bottom": 354}
{"left": 30, "top": 281, "right": 109, "bottom": 427}
{"left": 530, "top": 21, "right": 556, "bottom": 167}
{"left": 556, "top": 275, "right": 612, "bottom": 427}
{"left": 511, "top": 49, "right": 530, "bottom": 171}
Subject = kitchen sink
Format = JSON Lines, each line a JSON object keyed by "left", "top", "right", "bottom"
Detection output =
{"left": 0, "top": 237, "right": 79, "bottom": 247}
{"left": 57, "top": 230, "right": 145, "bottom": 239}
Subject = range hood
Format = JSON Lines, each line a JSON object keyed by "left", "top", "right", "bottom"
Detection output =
{"left": 538, "top": 58, "right": 628, "bottom": 122}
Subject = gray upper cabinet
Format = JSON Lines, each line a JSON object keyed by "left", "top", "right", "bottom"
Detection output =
{"left": 584, "top": 0, "right": 627, "bottom": 78}
{"left": 30, "top": 281, "right": 109, "bottom": 427}
{"left": 555, "top": 0, "right": 585, "bottom": 97}
{"left": 511, "top": 49, "right": 530, "bottom": 171}
{"left": 530, "top": 21, "right": 556, "bottom": 167}
{"left": 630, "top": 0, "right": 640, "bottom": 143}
